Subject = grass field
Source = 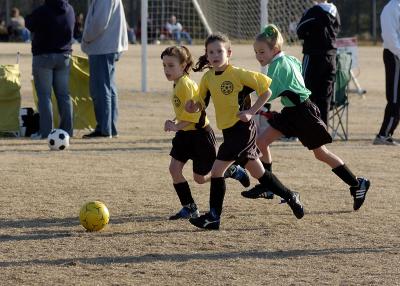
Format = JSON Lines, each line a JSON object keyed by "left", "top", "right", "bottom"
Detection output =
{"left": 0, "top": 43, "right": 399, "bottom": 285}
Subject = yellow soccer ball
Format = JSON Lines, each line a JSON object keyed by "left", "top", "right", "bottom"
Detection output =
{"left": 79, "top": 201, "right": 110, "bottom": 231}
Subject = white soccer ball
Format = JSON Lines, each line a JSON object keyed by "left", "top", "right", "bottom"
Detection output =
{"left": 47, "top": 129, "right": 70, "bottom": 151}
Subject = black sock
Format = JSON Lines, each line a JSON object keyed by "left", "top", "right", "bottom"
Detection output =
{"left": 258, "top": 171, "right": 292, "bottom": 201}
{"left": 173, "top": 181, "right": 194, "bottom": 206}
{"left": 210, "top": 177, "right": 226, "bottom": 217}
{"left": 262, "top": 162, "right": 272, "bottom": 172}
{"left": 332, "top": 164, "right": 359, "bottom": 187}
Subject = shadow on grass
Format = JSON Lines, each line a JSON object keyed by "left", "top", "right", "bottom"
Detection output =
{"left": 306, "top": 210, "right": 353, "bottom": 215}
{"left": 0, "top": 214, "right": 167, "bottom": 229}
{"left": 0, "top": 146, "right": 169, "bottom": 153}
{"left": 0, "top": 246, "right": 395, "bottom": 267}
{"left": 0, "top": 215, "right": 269, "bottom": 242}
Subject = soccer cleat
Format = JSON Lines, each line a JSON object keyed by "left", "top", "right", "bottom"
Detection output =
{"left": 82, "top": 131, "right": 112, "bottom": 139}
{"left": 286, "top": 192, "right": 304, "bottom": 219}
{"left": 241, "top": 184, "right": 274, "bottom": 199}
{"left": 373, "top": 135, "right": 399, "bottom": 146}
{"left": 350, "top": 177, "right": 370, "bottom": 211}
{"left": 224, "top": 164, "right": 251, "bottom": 187}
{"left": 189, "top": 209, "right": 220, "bottom": 230}
{"left": 169, "top": 203, "right": 200, "bottom": 220}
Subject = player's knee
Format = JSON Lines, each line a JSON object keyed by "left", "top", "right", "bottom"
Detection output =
{"left": 193, "top": 174, "right": 206, "bottom": 184}
{"left": 313, "top": 150, "right": 328, "bottom": 162}
{"left": 257, "top": 138, "right": 269, "bottom": 152}
{"left": 169, "top": 165, "right": 181, "bottom": 177}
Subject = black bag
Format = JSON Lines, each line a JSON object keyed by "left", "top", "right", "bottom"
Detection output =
{"left": 19, "top": 107, "right": 40, "bottom": 137}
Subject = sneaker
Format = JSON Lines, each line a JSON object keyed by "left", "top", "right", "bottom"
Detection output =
{"left": 82, "top": 131, "right": 112, "bottom": 139}
{"left": 373, "top": 135, "right": 399, "bottom": 146}
{"left": 169, "top": 203, "right": 199, "bottom": 220}
{"left": 189, "top": 209, "right": 220, "bottom": 230}
{"left": 286, "top": 192, "right": 304, "bottom": 219}
{"left": 350, "top": 177, "right": 370, "bottom": 211}
{"left": 241, "top": 184, "right": 274, "bottom": 199}
{"left": 30, "top": 132, "right": 45, "bottom": 140}
{"left": 224, "top": 164, "right": 250, "bottom": 187}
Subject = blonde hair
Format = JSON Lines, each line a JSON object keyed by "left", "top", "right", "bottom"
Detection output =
{"left": 160, "top": 45, "right": 194, "bottom": 75}
{"left": 255, "top": 24, "right": 284, "bottom": 51}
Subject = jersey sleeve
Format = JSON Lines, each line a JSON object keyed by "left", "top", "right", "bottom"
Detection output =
{"left": 238, "top": 68, "right": 272, "bottom": 96}
{"left": 176, "top": 80, "right": 201, "bottom": 123}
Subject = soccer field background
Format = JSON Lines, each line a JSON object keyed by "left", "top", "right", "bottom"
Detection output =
{"left": 0, "top": 43, "right": 399, "bottom": 285}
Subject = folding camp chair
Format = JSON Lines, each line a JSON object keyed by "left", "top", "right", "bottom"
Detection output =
{"left": 329, "top": 52, "right": 352, "bottom": 140}
{"left": 0, "top": 53, "right": 21, "bottom": 136}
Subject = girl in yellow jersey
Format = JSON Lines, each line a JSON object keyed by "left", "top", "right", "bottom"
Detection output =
{"left": 185, "top": 33, "right": 304, "bottom": 230}
{"left": 161, "top": 46, "right": 249, "bottom": 220}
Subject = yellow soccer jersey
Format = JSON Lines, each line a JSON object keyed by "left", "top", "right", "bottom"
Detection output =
{"left": 198, "top": 65, "right": 272, "bottom": 130}
{"left": 172, "top": 75, "right": 209, "bottom": 131}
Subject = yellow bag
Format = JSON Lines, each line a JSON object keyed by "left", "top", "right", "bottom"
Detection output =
{"left": 0, "top": 64, "right": 21, "bottom": 133}
{"left": 33, "top": 55, "right": 96, "bottom": 130}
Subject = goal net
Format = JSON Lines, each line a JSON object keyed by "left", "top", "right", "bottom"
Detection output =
{"left": 142, "top": 0, "right": 314, "bottom": 91}
{"left": 146, "top": 0, "right": 314, "bottom": 44}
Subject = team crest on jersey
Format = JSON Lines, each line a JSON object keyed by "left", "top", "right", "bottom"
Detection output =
{"left": 221, "top": 81, "right": 234, "bottom": 95}
{"left": 173, "top": 96, "right": 181, "bottom": 107}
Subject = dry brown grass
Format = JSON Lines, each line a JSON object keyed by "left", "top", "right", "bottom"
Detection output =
{"left": 0, "top": 43, "right": 399, "bottom": 285}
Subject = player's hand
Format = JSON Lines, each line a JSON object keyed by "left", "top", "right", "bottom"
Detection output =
{"left": 164, "top": 120, "right": 176, "bottom": 132}
{"left": 237, "top": 110, "right": 253, "bottom": 122}
{"left": 185, "top": 100, "right": 198, "bottom": 113}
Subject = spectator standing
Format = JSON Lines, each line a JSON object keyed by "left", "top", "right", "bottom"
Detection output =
{"left": 26, "top": 0, "right": 75, "bottom": 139}
{"left": 373, "top": 0, "right": 400, "bottom": 146}
{"left": 296, "top": 0, "right": 340, "bottom": 124}
{"left": 165, "top": 15, "right": 192, "bottom": 45}
{"left": 81, "top": 0, "right": 128, "bottom": 138}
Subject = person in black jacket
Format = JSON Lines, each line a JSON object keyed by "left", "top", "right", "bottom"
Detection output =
{"left": 26, "top": 0, "right": 75, "bottom": 139}
{"left": 296, "top": 0, "right": 340, "bottom": 124}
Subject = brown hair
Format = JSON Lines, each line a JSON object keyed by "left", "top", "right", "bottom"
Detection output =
{"left": 193, "top": 32, "right": 231, "bottom": 72}
{"left": 255, "top": 24, "right": 284, "bottom": 51}
{"left": 160, "top": 45, "right": 194, "bottom": 75}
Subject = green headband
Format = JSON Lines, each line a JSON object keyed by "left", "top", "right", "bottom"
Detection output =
{"left": 263, "top": 25, "right": 278, "bottom": 39}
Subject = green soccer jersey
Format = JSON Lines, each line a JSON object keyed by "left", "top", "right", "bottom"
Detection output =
{"left": 266, "top": 52, "right": 311, "bottom": 107}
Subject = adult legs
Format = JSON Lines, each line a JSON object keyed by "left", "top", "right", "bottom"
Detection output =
{"left": 32, "top": 54, "right": 54, "bottom": 138}
{"left": 303, "top": 54, "right": 336, "bottom": 124}
{"left": 89, "top": 53, "right": 118, "bottom": 136}
{"left": 53, "top": 53, "right": 73, "bottom": 137}
{"left": 110, "top": 53, "right": 119, "bottom": 136}
{"left": 181, "top": 31, "right": 192, "bottom": 45}
{"left": 378, "top": 49, "right": 400, "bottom": 137}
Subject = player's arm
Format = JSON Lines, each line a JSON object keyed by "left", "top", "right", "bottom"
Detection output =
{"left": 381, "top": 6, "right": 400, "bottom": 58}
{"left": 238, "top": 89, "right": 271, "bottom": 122}
{"left": 25, "top": 8, "right": 42, "bottom": 32}
{"left": 185, "top": 75, "right": 209, "bottom": 113}
{"left": 236, "top": 69, "right": 273, "bottom": 122}
{"left": 164, "top": 119, "right": 191, "bottom": 132}
{"left": 296, "top": 8, "right": 316, "bottom": 39}
{"left": 177, "top": 82, "right": 202, "bottom": 122}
